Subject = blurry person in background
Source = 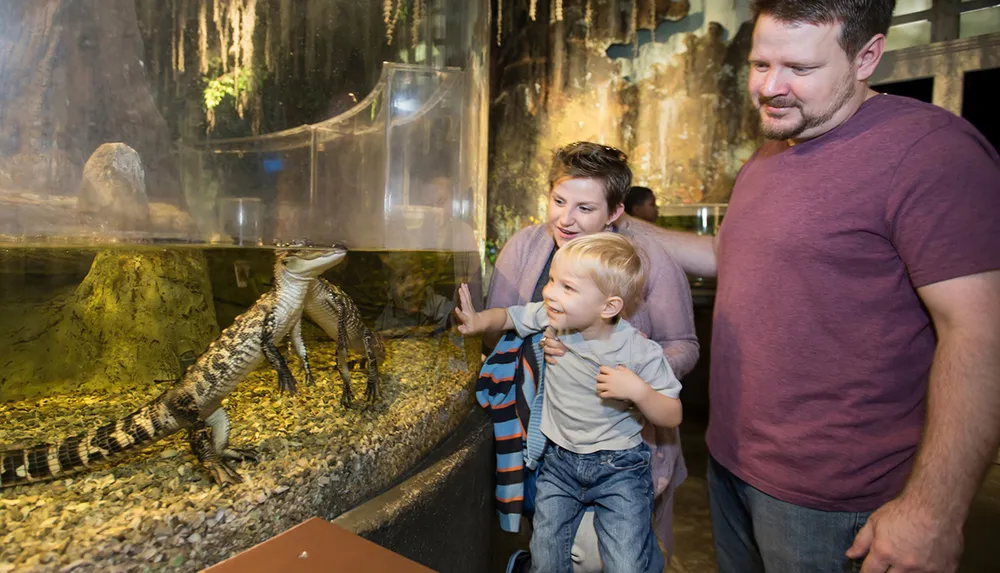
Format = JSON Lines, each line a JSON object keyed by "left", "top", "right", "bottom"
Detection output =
{"left": 624, "top": 186, "right": 659, "bottom": 224}
{"left": 375, "top": 253, "right": 455, "bottom": 336}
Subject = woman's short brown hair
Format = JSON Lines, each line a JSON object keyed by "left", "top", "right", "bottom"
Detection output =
{"left": 548, "top": 142, "right": 632, "bottom": 213}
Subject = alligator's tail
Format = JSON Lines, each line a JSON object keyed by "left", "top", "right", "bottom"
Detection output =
{"left": 0, "top": 399, "right": 177, "bottom": 489}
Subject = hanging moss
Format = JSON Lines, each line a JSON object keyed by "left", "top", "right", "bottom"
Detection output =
{"left": 411, "top": 0, "right": 422, "bottom": 44}
{"left": 198, "top": 0, "right": 209, "bottom": 73}
{"left": 135, "top": 0, "right": 423, "bottom": 138}
{"left": 384, "top": 0, "right": 394, "bottom": 45}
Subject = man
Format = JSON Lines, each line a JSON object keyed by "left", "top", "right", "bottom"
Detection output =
{"left": 624, "top": 186, "right": 659, "bottom": 223}
{"left": 650, "top": 1, "right": 1000, "bottom": 571}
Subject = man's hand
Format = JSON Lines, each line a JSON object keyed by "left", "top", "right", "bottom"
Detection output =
{"left": 595, "top": 365, "right": 650, "bottom": 403}
{"left": 846, "top": 495, "right": 963, "bottom": 573}
{"left": 454, "top": 283, "right": 486, "bottom": 336}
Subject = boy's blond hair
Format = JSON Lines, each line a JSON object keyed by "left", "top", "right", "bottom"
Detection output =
{"left": 553, "top": 232, "right": 646, "bottom": 317}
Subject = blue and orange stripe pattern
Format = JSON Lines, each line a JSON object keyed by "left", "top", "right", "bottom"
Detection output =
{"left": 475, "top": 329, "right": 546, "bottom": 533}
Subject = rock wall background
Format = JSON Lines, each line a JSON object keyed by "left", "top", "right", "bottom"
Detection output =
{"left": 487, "top": 0, "right": 763, "bottom": 246}
{"left": 0, "top": 0, "right": 181, "bottom": 203}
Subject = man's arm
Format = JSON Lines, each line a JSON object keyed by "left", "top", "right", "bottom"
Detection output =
{"left": 651, "top": 228, "right": 719, "bottom": 279}
{"left": 904, "top": 269, "right": 1000, "bottom": 522}
{"left": 848, "top": 269, "right": 1000, "bottom": 571}
{"left": 847, "top": 121, "right": 1000, "bottom": 573}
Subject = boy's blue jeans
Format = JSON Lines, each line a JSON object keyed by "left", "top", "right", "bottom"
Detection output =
{"left": 529, "top": 442, "right": 664, "bottom": 573}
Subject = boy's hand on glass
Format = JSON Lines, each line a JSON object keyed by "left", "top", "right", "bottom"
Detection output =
{"left": 596, "top": 365, "right": 649, "bottom": 403}
{"left": 454, "top": 283, "right": 484, "bottom": 335}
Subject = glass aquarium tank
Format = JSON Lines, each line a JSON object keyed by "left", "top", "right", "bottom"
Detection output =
{"left": 0, "top": 1, "right": 488, "bottom": 571}
{"left": 657, "top": 203, "right": 727, "bottom": 290}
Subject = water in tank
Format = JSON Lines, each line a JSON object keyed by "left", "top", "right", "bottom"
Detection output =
{"left": 0, "top": 1, "right": 489, "bottom": 570}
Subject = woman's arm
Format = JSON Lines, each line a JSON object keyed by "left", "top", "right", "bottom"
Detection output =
{"left": 642, "top": 242, "right": 700, "bottom": 378}
{"left": 485, "top": 233, "right": 526, "bottom": 310}
{"left": 482, "top": 231, "right": 529, "bottom": 350}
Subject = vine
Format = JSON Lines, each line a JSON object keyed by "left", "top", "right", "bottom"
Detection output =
{"left": 137, "top": 0, "right": 431, "bottom": 135}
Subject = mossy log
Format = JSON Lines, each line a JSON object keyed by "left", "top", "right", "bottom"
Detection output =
{"left": 0, "top": 249, "right": 219, "bottom": 401}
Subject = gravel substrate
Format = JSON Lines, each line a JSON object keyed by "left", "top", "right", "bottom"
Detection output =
{"left": 0, "top": 333, "right": 479, "bottom": 572}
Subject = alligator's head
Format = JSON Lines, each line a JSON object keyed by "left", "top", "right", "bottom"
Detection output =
{"left": 275, "top": 240, "right": 348, "bottom": 278}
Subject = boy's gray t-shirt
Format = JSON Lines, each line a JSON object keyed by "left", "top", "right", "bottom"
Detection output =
{"left": 507, "top": 301, "right": 682, "bottom": 454}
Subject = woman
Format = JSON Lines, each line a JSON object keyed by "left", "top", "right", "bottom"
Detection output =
{"left": 486, "top": 142, "right": 699, "bottom": 572}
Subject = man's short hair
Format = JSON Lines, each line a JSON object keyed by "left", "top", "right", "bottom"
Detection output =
{"left": 624, "top": 186, "right": 655, "bottom": 216}
{"left": 750, "top": 0, "right": 895, "bottom": 58}
{"left": 554, "top": 232, "right": 646, "bottom": 317}
{"left": 549, "top": 142, "right": 632, "bottom": 213}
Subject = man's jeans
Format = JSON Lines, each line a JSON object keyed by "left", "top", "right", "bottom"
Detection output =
{"left": 708, "top": 455, "right": 872, "bottom": 573}
{"left": 530, "top": 442, "right": 664, "bottom": 573}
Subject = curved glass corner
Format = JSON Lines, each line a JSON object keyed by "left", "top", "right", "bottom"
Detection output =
{"left": 0, "top": 0, "right": 488, "bottom": 254}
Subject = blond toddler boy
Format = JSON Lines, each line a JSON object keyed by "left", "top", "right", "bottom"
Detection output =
{"left": 456, "top": 232, "right": 682, "bottom": 573}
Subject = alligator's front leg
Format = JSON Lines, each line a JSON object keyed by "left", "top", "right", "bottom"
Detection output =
{"left": 337, "top": 311, "right": 354, "bottom": 407}
{"left": 362, "top": 329, "right": 382, "bottom": 403}
{"left": 262, "top": 309, "right": 298, "bottom": 394}
{"left": 289, "top": 318, "right": 314, "bottom": 386}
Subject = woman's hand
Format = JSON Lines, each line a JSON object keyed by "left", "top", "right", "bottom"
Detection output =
{"left": 541, "top": 327, "right": 567, "bottom": 364}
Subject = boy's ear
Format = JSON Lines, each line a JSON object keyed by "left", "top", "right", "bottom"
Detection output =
{"left": 600, "top": 296, "right": 624, "bottom": 319}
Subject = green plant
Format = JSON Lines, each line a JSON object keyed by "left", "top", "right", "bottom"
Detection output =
{"left": 203, "top": 67, "right": 253, "bottom": 111}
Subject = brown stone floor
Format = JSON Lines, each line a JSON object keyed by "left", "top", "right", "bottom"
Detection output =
{"left": 663, "top": 419, "right": 715, "bottom": 573}
{"left": 492, "top": 415, "right": 1000, "bottom": 573}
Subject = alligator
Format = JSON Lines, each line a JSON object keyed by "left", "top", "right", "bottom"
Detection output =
{"left": 0, "top": 245, "right": 347, "bottom": 489}
{"left": 296, "top": 278, "right": 386, "bottom": 407}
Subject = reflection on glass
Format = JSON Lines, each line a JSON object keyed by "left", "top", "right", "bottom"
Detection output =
{"left": 960, "top": 6, "right": 1000, "bottom": 39}
{"left": 0, "top": 0, "right": 488, "bottom": 252}
{"left": 886, "top": 21, "right": 932, "bottom": 51}
{"left": 893, "top": 0, "right": 932, "bottom": 16}
{"left": 218, "top": 197, "right": 263, "bottom": 246}
{"left": 658, "top": 204, "right": 728, "bottom": 236}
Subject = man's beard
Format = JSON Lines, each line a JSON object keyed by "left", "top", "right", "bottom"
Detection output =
{"left": 757, "top": 74, "right": 855, "bottom": 140}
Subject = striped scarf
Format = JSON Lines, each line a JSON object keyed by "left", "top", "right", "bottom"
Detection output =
{"left": 475, "top": 330, "right": 547, "bottom": 533}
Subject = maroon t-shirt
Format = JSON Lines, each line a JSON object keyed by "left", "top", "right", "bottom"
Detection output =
{"left": 707, "top": 94, "right": 1000, "bottom": 512}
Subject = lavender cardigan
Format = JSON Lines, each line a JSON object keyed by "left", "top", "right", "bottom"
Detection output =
{"left": 485, "top": 215, "right": 697, "bottom": 560}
